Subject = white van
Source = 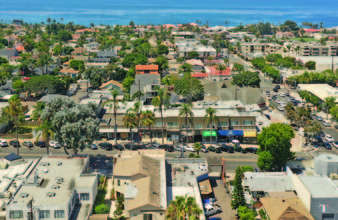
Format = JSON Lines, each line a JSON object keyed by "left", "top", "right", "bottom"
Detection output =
{"left": 322, "top": 120, "right": 331, "bottom": 127}
{"left": 24, "top": 110, "right": 33, "bottom": 121}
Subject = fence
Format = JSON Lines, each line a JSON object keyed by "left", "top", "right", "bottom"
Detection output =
{"left": 22, "top": 121, "right": 41, "bottom": 127}
{"left": 0, "top": 133, "right": 33, "bottom": 139}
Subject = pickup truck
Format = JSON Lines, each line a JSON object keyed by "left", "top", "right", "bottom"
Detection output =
{"left": 204, "top": 204, "right": 222, "bottom": 216}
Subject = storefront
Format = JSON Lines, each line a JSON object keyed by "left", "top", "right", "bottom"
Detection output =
{"left": 202, "top": 131, "right": 217, "bottom": 144}
{"left": 243, "top": 130, "right": 257, "bottom": 144}
{"left": 217, "top": 130, "right": 244, "bottom": 143}
{"left": 99, "top": 128, "right": 139, "bottom": 141}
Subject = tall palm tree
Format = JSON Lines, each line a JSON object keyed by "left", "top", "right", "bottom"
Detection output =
{"left": 105, "top": 89, "right": 122, "bottom": 145}
{"left": 203, "top": 107, "right": 218, "bottom": 145}
{"left": 224, "top": 58, "right": 229, "bottom": 67}
{"left": 152, "top": 88, "right": 170, "bottom": 145}
{"left": 35, "top": 120, "right": 54, "bottom": 155}
{"left": 141, "top": 110, "right": 156, "bottom": 144}
{"left": 166, "top": 195, "right": 202, "bottom": 220}
{"left": 178, "top": 103, "right": 194, "bottom": 144}
{"left": 236, "top": 42, "right": 241, "bottom": 54}
{"left": 194, "top": 142, "right": 202, "bottom": 155}
{"left": 123, "top": 113, "right": 137, "bottom": 143}
{"left": 324, "top": 96, "right": 336, "bottom": 119}
{"left": 31, "top": 102, "right": 45, "bottom": 122}
{"left": 216, "top": 64, "right": 227, "bottom": 80}
{"left": 127, "top": 102, "right": 142, "bottom": 143}
{"left": 1, "top": 96, "right": 24, "bottom": 155}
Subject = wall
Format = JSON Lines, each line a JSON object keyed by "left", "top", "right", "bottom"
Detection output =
{"left": 310, "top": 197, "right": 338, "bottom": 220}
{"left": 128, "top": 205, "right": 165, "bottom": 220}
{"left": 291, "top": 174, "right": 311, "bottom": 211}
{"left": 112, "top": 176, "right": 132, "bottom": 194}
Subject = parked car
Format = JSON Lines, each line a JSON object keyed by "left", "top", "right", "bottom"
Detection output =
{"left": 295, "top": 157, "right": 305, "bottom": 161}
{"left": 333, "top": 141, "right": 338, "bottom": 149}
{"left": 316, "top": 116, "right": 323, "bottom": 121}
{"left": 290, "top": 96, "right": 295, "bottom": 100}
{"left": 208, "top": 145, "right": 222, "bottom": 153}
{"left": 334, "top": 124, "right": 338, "bottom": 129}
{"left": 220, "top": 144, "right": 235, "bottom": 153}
{"left": 272, "top": 95, "right": 278, "bottom": 100}
{"left": 185, "top": 145, "right": 196, "bottom": 152}
{"left": 91, "top": 143, "right": 98, "bottom": 150}
{"left": 137, "top": 144, "right": 148, "bottom": 150}
{"left": 22, "top": 141, "right": 33, "bottom": 148}
{"left": 275, "top": 99, "right": 282, "bottom": 104}
{"left": 124, "top": 143, "right": 137, "bottom": 150}
{"left": 319, "top": 131, "right": 325, "bottom": 137}
{"left": 174, "top": 145, "right": 183, "bottom": 151}
{"left": 311, "top": 141, "right": 319, "bottom": 148}
{"left": 245, "top": 147, "right": 258, "bottom": 154}
{"left": 49, "top": 141, "right": 61, "bottom": 149}
{"left": 264, "top": 114, "right": 271, "bottom": 120}
{"left": 275, "top": 85, "right": 281, "bottom": 89}
{"left": 285, "top": 92, "right": 290, "bottom": 96}
{"left": 322, "top": 120, "right": 331, "bottom": 127}
{"left": 148, "top": 144, "right": 160, "bottom": 149}
{"left": 273, "top": 88, "right": 278, "bottom": 92}
{"left": 266, "top": 95, "right": 271, "bottom": 100}
{"left": 279, "top": 93, "right": 285, "bottom": 97}
{"left": 278, "top": 106, "right": 285, "bottom": 111}
{"left": 266, "top": 91, "right": 270, "bottom": 95}
{"left": 159, "top": 144, "right": 174, "bottom": 152}
{"left": 200, "top": 144, "right": 209, "bottom": 153}
{"left": 324, "top": 142, "right": 332, "bottom": 150}
{"left": 113, "top": 144, "right": 124, "bottom": 151}
{"left": 325, "top": 134, "right": 334, "bottom": 143}
{"left": 314, "top": 135, "right": 323, "bottom": 144}
{"left": 34, "top": 141, "right": 46, "bottom": 148}
{"left": 204, "top": 204, "right": 222, "bottom": 217}
{"left": 9, "top": 140, "right": 20, "bottom": 147}
{"left": 234, "top": 146, "right": 246, "bottom": 153}
{"left": 99, "top": 142, "right": 113, "bottom": 150}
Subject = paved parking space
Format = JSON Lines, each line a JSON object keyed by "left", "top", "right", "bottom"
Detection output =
{"left": 89, "top": 155, "right": 113, "bottom": 176}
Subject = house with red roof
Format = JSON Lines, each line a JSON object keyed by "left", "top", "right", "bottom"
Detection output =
{"left": 135, "top": 65, "right": 159, "bottom": 74}
{"left": 59, "top": 68, "right": 79, "bottom": 78}
{"left": 305, "top": 29, "right": 321, "bottom": 33}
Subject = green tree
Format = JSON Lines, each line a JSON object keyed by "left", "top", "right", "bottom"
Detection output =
{"left": 41, "top": 98, "right": 100, "bottom": 155}
{"left": 152, "top": 88, "right": 170, "bottom": 145}
{"left": 207, "top": 56, "right": 213, "bottom": 66}
{"left": 232, "top": 71, "right": 260, "bottom": 87}
{"left": 188, "top": 51, "right": 200, "bottom": 59}
{"left": 95, "top": 204, "right": 110, "bottom": 214}
{"left": 324, "top": 96, "right": 336, "bottom": 119}
{"left": 257, "top": 123, "right": 295, "bottom": 171}
{"left": 174, "top": 73, "right": 204, "bottom": 101}
{"left": 31, "top": 102, "right": 45, "bottom": 121}
{"left": 91, "top": 74, "right": 103, "bottom": 89}
{"left": 203, "top": 107, "right": 218, "bottom": 145}
{"left": 24, "top": 75, "right": 68, "bottom": 95}
{"left": 1, "top": 95, "right": 24, "bottom": 155}
{"left": 141, "top": 110, "right": 156, "bottom": 143}
{"left": 58, "top": 30, "right": 73, "bottom": 42}
{"left": 237, "top": 206, "right": 256, "bottom": 220}
{"left": 178, "top": 103, "right": 194, "bottom": 143}
{"left": 122, "top": 76, "right": 134, "bottom": 96}
{"left": 231, "top": 166, "right": 246, "bottom": 210}
{"left": 166, "top": 195, "right": 202, "bottom": 220}
{"left": 305, "top": 61, "right": 316, "bottom": 70}
{"left": 155, "top": 55, "right": 169, "bottom": 79}
{"left": 127, "top": 102, "right": 142, "bottom": 143}
{"left": 257, "top": 151, "right": 274, "bottom": 171}
{"left": 177, "top": 57, "right": 185, "bottom": 64}
{"left": 233, "top": 62, "right": 244, "bottom": 72}
{"left": 157, "top": 44, "right": 169, "bottom": 55}
{"left": 123, "top": 113, "right": 137, "bottom": 142}
{"left": 35, "top": 120, "right": 54, "bottom": 155}
{"left": 12, "top": 79, "right": 24, "bottom": 93}
{"left": 69, "top": 60, "right": 84, "bottom": 70}
{"left": 105, "top": 89, "right": 122, "bottom": 145}
{"left": 194, "top": 142, "right": 202, "bottom": 155}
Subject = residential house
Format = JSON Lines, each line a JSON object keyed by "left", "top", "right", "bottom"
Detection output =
{"left": 130, "top": 73, "right": 161, "bottom": 103}
{"left": 0, "top": 48, "right": 19, "bottom": 60}
{"left": 88, "top": 50, "right": 117, "bottom": 63}
{"left": 71, "top": 47, "right": 86, "bottom": 56}
{"left": 186, "top": 59, "right": 205, "bottom": 71}
{"left": 291, "top": 41, "right": 338, "bottom": 56}
{"left": 84, "top": 42, "right": 100, "bottom": 52}
{"left": 59, "top": 68, "right": 79, "bottom": 78}
{"left": 176, "top": 40, "right": 216, "bottom": 58}
{"left": 171, "top": 31, "right": 194, "bottom": 39}
{"left": 99, "top": 80, "right": 123, "bottom": 91}
{"left": 85, "top": 63, "right": 109, "bottom": 68}
{"left": 5, "top": 156, "right": 99, "bottom": 220}
{"left": 80, "top": 98, "right": 103, "bottom": 116}
{"left": 276, "top": 31, "right": 295, "bottom": 39}
{"left": 135, "top": 65, "right": 159, "bottom": 74}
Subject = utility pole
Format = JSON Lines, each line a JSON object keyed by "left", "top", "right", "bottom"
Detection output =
{"left": 332, "top": 53, "right": 334, "bottom": 72}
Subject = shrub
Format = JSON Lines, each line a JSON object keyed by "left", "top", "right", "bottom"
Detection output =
{"left": 94, "top": 204, "right": 110, "bottom": 214}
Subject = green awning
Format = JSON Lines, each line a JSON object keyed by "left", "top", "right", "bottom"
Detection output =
{"left": 203, "top": 131, "right": 217, "bottom": 137}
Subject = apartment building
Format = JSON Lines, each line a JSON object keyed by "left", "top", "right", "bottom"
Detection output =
{"left": 171, "top": 31, "right": 194, "bottom": 39}
{"left": 6, "top": 156, "right": 98, "bottom": 220}
{"left": 292, "top": 42, "right": 338, "bottom": 56}
{"left": 239, "top": 42, "right": 282, "bottom": 55}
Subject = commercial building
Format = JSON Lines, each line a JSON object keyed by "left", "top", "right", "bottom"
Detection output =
{"left": 297, "top": 84, "right": 338, "bottom": 103}
{"left": 291, "top": 42, "right": 338, "bottom": 56}
{"left": 296, "top": 56, "right": 338, "bottom": 71}
{"left": 239, "top": 42, "right": 282, "bottom": 55}
{"left": 6, "top": 156, "right": 99, "bottom": 220}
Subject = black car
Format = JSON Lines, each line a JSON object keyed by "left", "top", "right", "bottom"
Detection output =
{"left": 264, "top": 114, "right": 271, "bottom": 120}
{"left": 272, "top": 95, "right": 278, "bottom": 100}
{"left": 275, "top": 85, "right": 281, "bottom": 89}
{"left": 148, "top": 144, "right": 160, "bottom": 149}
{"left": 314, "top": 135, "right": 323, "bottom": 144}
{"left": 285, "top": 92, "right": 290, "bottom": 96}
{"left": 34, "top": 141, "right": 46, "bottom": 148}
{"left": 273, "top": 88, "right": 278, "bottom": 92}
{"left": 9, "top": 140, "right": 20, "bottom": 147}
{"left": 220, "top": 144, "right": 235, "bottom": 153}
{"left": 159, "top": 144, "right": 174, "bottom": 152}
{"left": 99, "top": 142, "right": 113, "bottom": 150}
{"left": 137, "top": 144, "right": 148, "bottom": 150}
{"left": 266, "top": 91, "right": 270, "bottom": 95}
{"left": 324, "top": 142, "right": 332, "bottom": 150}
{"left": 319, "top": 131, "right": 325, "bottom": 137}
{"left": 335, "top": 124, "right": 338, "bottom": 129}
{"left": 234, "top": 146, "right": 247, "bottom": 153}
{"left": 246, "top": 147, "right": 258, "bottom": 154}
{"left": 290, "top": 96, "right": 295, "bottom": 100}
{"left": 22, "top": 141, "right": 34, "bottom": 148}
{"left": 113, "top": 144, "right": 124, "bottom": 151}
{"left": 208, "top": 145, "right": 222, "bottom": 153}
{"left": 124, "top": 143, "right": 137, "bottom": 150}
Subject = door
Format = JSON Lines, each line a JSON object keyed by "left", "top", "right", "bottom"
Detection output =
{"left": 322, "top": 214, "right": 334, "bottom": 220}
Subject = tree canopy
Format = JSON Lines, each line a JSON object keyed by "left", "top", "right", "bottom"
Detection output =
{"left": 232, "top": 71, "right": 260, "bottom": 87}
{"left": 24, "top": 75, "right": 69, "bottom": 94}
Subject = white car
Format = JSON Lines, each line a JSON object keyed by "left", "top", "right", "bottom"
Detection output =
{"left": 280, "top": 102, "right": 287, "bottom": 107}
{"left": 278, "top": 106, "right": 285, "bottom": 111}
{"left": 276, "top": 99, "right": 281, "bottom": 104}
{"left": 92, "top": 143, "right": 98, "bottom": 150}
{"left": 49, "top": 141, "right": 61, "bottom": 149}
{"left": 280, "top": 93, "right": 285, "bottom": 97}
{"left": 325, "top": 134, "right": 334, "bottom": 143}
{"left": 185, "top": 146, "right": 196, "bottom": 152}
{"left": 0, "top": 140, "right": 8, "bottom": 147}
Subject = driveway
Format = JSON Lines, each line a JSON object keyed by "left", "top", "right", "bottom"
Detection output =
{"left": 209, "top": 179, "right": 236, "bottom": 220}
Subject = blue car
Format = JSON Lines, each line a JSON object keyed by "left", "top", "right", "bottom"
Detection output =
{"left": 324, "top": 142, "right": 332, "bottom": 150}
{"left": 209, "top": 218, "right": 222, "bottom": 220}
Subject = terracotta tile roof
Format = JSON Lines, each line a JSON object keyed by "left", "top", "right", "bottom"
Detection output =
{"left": 191, "top": 72, "right": 208, "bottom": 78}
{"left": 305, "top": 28, "right": 320, "bottom": 33}
{"left": 59, "top": 68, "right": 79, "bottom": 74}
{"left": 208, "top": 66, "right": 231, "bottom": 76}
{"left": 135, "top": 65, "right": 158, "bottom": 71}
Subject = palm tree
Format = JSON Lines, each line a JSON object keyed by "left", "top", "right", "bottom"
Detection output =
{"left": 127, "top": 102, "right": 142, "bottom": 143}
{"left": 152, "top": 88, "right": 170, "bottom": 145}
{"left": 178, "top": 103, "right": 194, "bottom": 144}
{"left": 141, "top": 110, "right": 156, "bottom": 143}
{"left": 236, "top": 42, "right": 241, "bottom": 54}
{"left": 216, "top": 64, "right": 227, "bottom": 80}
{"left": 194, "top": 142, "right": 202, "bottom": 155}
{"left": 1, "top": 96, "right": 24, "bottom": 155}
{"left": 35, "top": 120, "right": 54, "bottom": 155}
{"left": 31, "top": 102, "right": 46, "bottom": 122}
{"left": 294, "top": 46, "right": 300, "bottom": 56}
{"left": 287, "top": 44, "right": 292, "bottom": 56}
{"left": 207, "top": 56, "right": 213, "bottom": 66}
{"left": 324, "top": 96, "right": 336, "bottom": 119}
{"left": 166, "top": 195, "right": 202, "bottom": 220}
{"left": 105, "top": 89, "right": 122, "bottom": 145}
{"left": 123, "top": 113, "right": 137, "bottom": 143}
{"left": 203, "top": 107, "right": 218, "bottom": 145}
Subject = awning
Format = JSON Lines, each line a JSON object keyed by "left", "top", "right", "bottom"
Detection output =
{"left": 203, "top": 131, "right": 217, "bottom": 137}
{"left": 99, "top": 128, "right": 137, "bottom": 133}
{"left": 181, "top": 131, "right": 194, "bottom": 136}
{"left": 243, "top": 131, "right": 257, "bottom": 137}
{"left": 218, "top": 130, "right": 244, "bottom": 136}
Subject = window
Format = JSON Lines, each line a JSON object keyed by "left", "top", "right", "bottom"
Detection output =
{"left": 181, "top": 124, "right": 191, "bottom": 129}
{"left": 80, "top": 193, "right": 90, "bottom": 201}
{"left": 9, "top": 210, "right": 23, "bottom": 219}
{"left": 243, "top": 121, "right": 253, "bottom": 125}
{"left": 39, "top": 210, "right": 50, "bottom": 219}
{"left": 143, "top": 214, "right": 153, "bottom": 220}
{"left": 195, "top": 124, "right": 202, "bottom": 129}
{"left": 156, "top": 122, "right": 162, "bottom": 127}
{"left": 231, "top": 121, "right": 239, "bottom": 126}
{"left": 220, "top": 122, "right": 228, "bottom": 127}
{"left": 54, "top": 210, "right": 65, "bottom": 218}
{"left": 167, "top": 122, "right": 178, "bottom": 128}
{"left": 117, "top": 180, "right": 120, "bottom": 186}
{"left": 207, "top": 124, "right": 216, "bottom": 129}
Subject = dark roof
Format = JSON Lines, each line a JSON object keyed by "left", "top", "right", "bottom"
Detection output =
{"left": 130, "top": 74, "right": 160, "bottom": 94}
{"left": 0, "top": 48, "right": 18, "bottom": 59}
{"left": 4, "top": 153, "right": 22, "bottom": 161}
{"left": 97, "top": 50, "right": 117, "bottom": 57}
{"left": 89, "top": 58, "right": 111, "bottom": 63}
{"left": 38, "top": 95, "right": 68, "bottom": 103}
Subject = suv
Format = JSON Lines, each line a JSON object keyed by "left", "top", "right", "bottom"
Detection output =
{"left": 113, "top": 144, "right": 124, "bottom": 151}
{"left": 159, "top": 144, "right": 174, "bottom": 152}
{"left": 208, "top": 145, "right": 222, "bottom": 153}
{"left": 246, "top": 147, "right": 258, "bottom": 154}
{"left": 220, "top": 144, "right": 235, "bottom": 153}
{"left": 99, "top": 142, "right": 113, "bottom": 150}
{"left": 34, "top": 141, "right": 46, "bottom": 148}
{"left": 234, "top": 146, "right": 246, "bottom": 153}
{"left": 0, "top": 140, "right": 8, "bottom": 147}
{"left": 9, "top": 140, "right": 20, "bottom": 147}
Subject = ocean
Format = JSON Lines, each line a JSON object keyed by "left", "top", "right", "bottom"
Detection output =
{"left": 1, "top": 0, "right": 338, "bottom": 27}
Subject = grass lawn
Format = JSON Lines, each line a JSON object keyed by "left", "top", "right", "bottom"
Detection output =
{"left": 289, "top": 38, "right": 318, "bottom": 42}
